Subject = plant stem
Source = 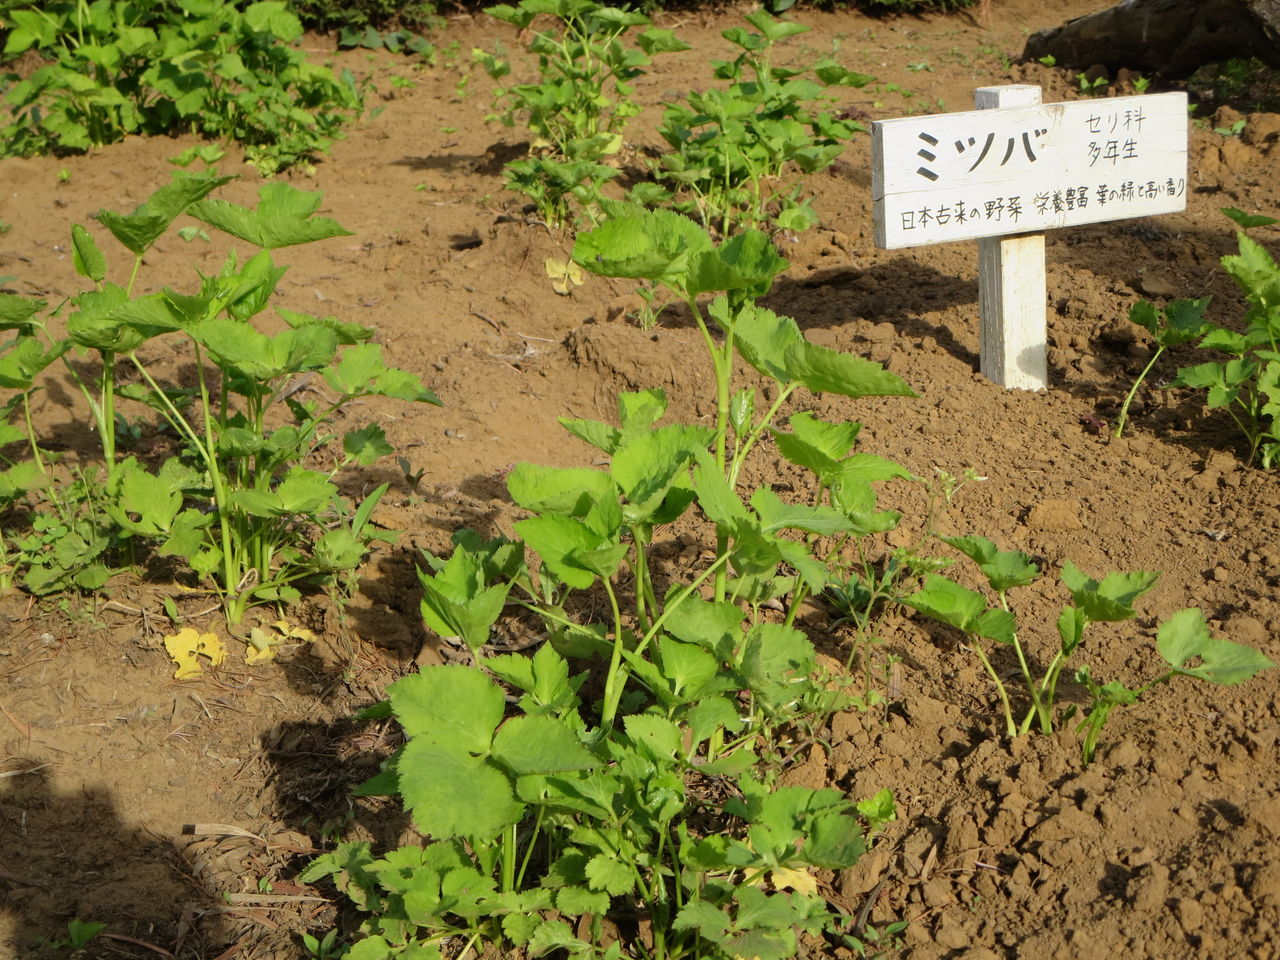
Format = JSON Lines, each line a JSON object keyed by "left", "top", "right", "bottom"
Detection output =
{"left": 598, "top": 576, "right": 628, "bottom": 730}
{"left": 968, "top": 640, "right": 1017, "bottom": 738}
{"left": 1113, "top": 346, "right": 1164, "bottom": 438}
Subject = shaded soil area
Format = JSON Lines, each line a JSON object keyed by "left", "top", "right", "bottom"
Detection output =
{"left": 2, "top": 1, "right": 1280, "bottom": 957}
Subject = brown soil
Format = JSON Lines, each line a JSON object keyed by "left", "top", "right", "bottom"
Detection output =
{"left": 3, "top": 1, "right": 1280, "bottom": 958}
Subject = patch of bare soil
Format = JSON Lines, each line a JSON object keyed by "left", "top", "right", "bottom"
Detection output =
{"left": 2, "top": 0, "right": 1280, "bottom": 957}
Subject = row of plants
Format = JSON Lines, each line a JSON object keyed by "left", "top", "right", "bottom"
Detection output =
{"left": 0, "top": 0, "right": 365, "bottom": 172}
{"left": 0, "top": 171, "right": 440, "bottom": 621}
{"left": 0, "top": 7, "right": 1273, "bottom": 959}
{"left": 0, "top": 166, "right": 1268, "bottom": 958}
{"left": 300, "top": 205, "right": 1272, "bottom": 959}
{"left": 290, "top": 11, "right": 1274, "bottom": 957}
{"left": 474, "top": 2, "right": 872, "bottom": 240}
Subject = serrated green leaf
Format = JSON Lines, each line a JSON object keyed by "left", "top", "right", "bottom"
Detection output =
{"left": 941, "top": 535, "right": 1039, "bottom": 592}
{"left": 189, "top": 182, "right": 353, "bottom": 249}
{"left": 1060, "top": 560, "right": 1159, "bottom": 622}
{"left": 785, "top": 339, "right": 917, "bottom": 399}
{"left": 491, "top": 715, "right": 597, "bottom": 774}
{"left": 343, "top": 424, "right": 394, "bottom": 465}
{"left": 71, "top": 224, "right": 107, "bottom": 283}
{"left": 96, "top": 172, "right": 234, "bottom": 256}
{"left": 388, "top": 664, "right": 505, "bottom": 750}
{"left": 584, "top": 854, "right": 634, "bottom": 896}
{"left": 397, "top": 739, "right": 522, "bottom": 840}
{"left": 1156, "top": 607, "right": 1275, "bottom": 684}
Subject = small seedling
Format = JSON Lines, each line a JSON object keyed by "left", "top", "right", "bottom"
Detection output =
{"left": 1077, "top": 73, "right": 1109, "bottom": 96}
{"left": 1214, "top": 118, "right": 1247, "bottom": 137}
{"left": 1114, "top": 296, "right": 1211, "bottom": 437}
{"left": 903, "top": 541, "right": 1273, "bottom": 762}
{"left": 1133, "top": 74, "right": 1151, "bottom": 93}
{"left": 1037, "top": 54, "right": 1057, "bottom": 67}
{"left": 302, "top": 929, "right": 340, "bottom": 959}
{"left": 56, "top": 919, "right": 105, "bottom": 951}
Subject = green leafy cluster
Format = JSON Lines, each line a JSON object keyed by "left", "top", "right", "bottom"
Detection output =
{"left": 1168, "top": 209, "right": 1280, "bottom": 467}
{"left": 0, "top": 172, "right": 440, "bottom": 621}
{"left": 307, "top": 208, "right": 916, "bottom": 958}
{"left": 1, "top": 0, "right": 364, "bottom": 173}
{"left": 474, "top": 0, "right": 688, "bottom": 226}
{"left": 647, "top": 11, "right": 872, "bottom": 236}
{"left": 903, "top": 536, "right": 1273, "bottom": 763}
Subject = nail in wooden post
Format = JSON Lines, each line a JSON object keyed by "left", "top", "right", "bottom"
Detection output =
{"left": 975, "top": 85, "right": 1046, "bottom": 391}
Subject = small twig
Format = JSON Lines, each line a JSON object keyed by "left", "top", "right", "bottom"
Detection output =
{"left": 853, "top": 875, "right": 891, "bottom": 935}
{"left": 514, "top": 331, "right": 559, "bottom": 343}
{"left": 100, "top": 933, "right": 175, "bottom": 958}
{"left": 0, "top": 700, "right": 29, "bottom": 737}
{"left": 0, "top": 762, "right": 49, "bottom": 780}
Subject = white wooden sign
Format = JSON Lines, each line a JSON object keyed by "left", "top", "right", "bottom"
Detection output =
{"left": 872, "top": 91, "right": 1187, "bottom": 249}
{"left": 869, "top": 86, "right": 1188, "bottom": 390}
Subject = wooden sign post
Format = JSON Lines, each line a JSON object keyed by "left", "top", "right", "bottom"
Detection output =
{"left": 871, "top": 86, "right": 1188, "bottom": 390}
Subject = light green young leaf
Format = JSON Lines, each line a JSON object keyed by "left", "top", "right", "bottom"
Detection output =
{"left": 656, "top": 636, "right": 721, "bottom": 700}
{"left": 189, "top": 182, "right": 353, "bottom": 250}
{"left": 324, "top": 343, "right": 440, "bottom": 404}
{"left": 558, "top": 416, "right": 621, "bottom": 454}
{"left": 941, "top": 535, "right": 1039, "bottom": 592}
{"left": 784, "top": 339, "right": 917, "bottom": 399}
{"left": 0, "top": 293, "right": 46, "bottom": 331}
{"left": 1156, "top": 607, "right": 1275, "bottom": 684}
{"left": 343, "top": 424, "right": 394, "bottom": 465}
{"left": 1057, "top": 605, "right": 1086, "bottom": 657}
{"left": 901, "top": 574, "right": 986, "bottom": 631}
{"left": 662, "top": 593, "right": 744, "bottom": 659}
{"left": 0, "top": 337, "right": 64, "bottom": 390}
{"left": 624, "top": 713, "right": 684, "bottom": 761}
{"left": 750, "top": 487, "right": 851, "bottom": 536}
{"left": 741, "top": 622, "right": 815, "bottom": 687}
{"left": 572, "top": 209, "right": 712, "bottom": 289}
{"left": 721, "top": 298, "right": 804, "bottom": 383}
{"left": 514, "top": 514, "right": 615, "bottom": 589}
{"left": 636, "top": 27, "right": 691, "bottom": 55}
{"left": 508, "top": 463, "right": 615, "bottom": 516}
{"left": 1060, "top": 560, "right": 1160, "bottom": 622}
{"left": 96, "top": 172, "right": 234, "bottom": 256}
{"left": 71, "top": 224, "right": 107, "bottom": 283}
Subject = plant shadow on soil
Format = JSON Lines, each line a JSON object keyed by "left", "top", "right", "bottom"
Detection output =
{"left": 0, "top": 773, "right": 233, "bottom": 958}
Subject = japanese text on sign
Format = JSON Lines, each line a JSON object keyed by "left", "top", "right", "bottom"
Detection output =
{"left": 872, "top": 93, "right": 1188, "bottom": 249}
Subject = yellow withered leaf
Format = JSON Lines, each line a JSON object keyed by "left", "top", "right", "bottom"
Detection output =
{"left": 545, "top": 257, "right": 584, "bottom": 296}
{"left": 245, "top": 627, "right": 278, "bottom": 665}
{"left": 767, "top": 866, "right": 818, "bottom": 897}
{"left": 164, "top": 628, "right": 227, "bottom": 679}
{"left": 244, "top": 620, "right": 317, "bottom": 665}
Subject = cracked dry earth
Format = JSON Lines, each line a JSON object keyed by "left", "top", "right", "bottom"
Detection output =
{"left": 2, "top": 0, "right": 1280, "bottom": 957}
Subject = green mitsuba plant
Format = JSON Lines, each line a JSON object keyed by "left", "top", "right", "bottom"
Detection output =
{"left": 0, "top": 172, "right": 439, "bottom": 619}
{"left": 2, "top": 0, "right": 364, "bottom": 173}
{"left": 902, "top": 536, "right": 1273, "bottom": 763}
{"left": 1170, "top": 209, "right": 1280, "bottom": 467}
{"left": 474, "top": 0, "right": 689, "bottom": 226}
{"left": 308, "top": 209, "right": 916, "bottom": 957}
{"left": 1114, "top": 296, "right": 1210, "bottom": 438}
{"left": 646, "top": 11, "right": 872, "bottom": 236}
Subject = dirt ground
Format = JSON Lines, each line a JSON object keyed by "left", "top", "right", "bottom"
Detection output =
{"left": 2, "top": 0, "right": 1280, "bottom": 957}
